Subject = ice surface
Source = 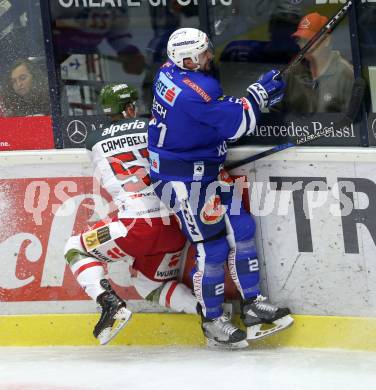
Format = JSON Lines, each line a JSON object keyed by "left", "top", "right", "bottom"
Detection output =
{"left": 0, "top": 346, "right": 375, "bottom": 390}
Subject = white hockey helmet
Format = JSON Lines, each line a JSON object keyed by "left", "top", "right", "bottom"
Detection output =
{"left": 167, "top": 27, "right": 211, "bottom": 70}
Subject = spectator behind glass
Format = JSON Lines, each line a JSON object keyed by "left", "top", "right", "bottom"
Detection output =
{"left": 279, "top": 12, "right": 354, "bottom": 113}
{"left": 3, "top": 58, "right": 51, "bottom": 117}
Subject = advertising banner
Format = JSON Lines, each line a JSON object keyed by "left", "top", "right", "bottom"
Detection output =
{"left": 0, "top": 157, "right": 248, "bottom": 314}
{"left": 2, "top": 150, "right": 376, "bottom": 318}
{"left": 60, "top": 113, "right": 363, "bottom": 149}
{"left": 0, "top": 159, "right": 201, "bottom": 314}
{"left": 0, "top": 176, "right": 96, "bottom": 303}
{"left": 61, "top": 115, "right": 110, "bottom": 148}
{"left": 0, "top": 116, "right": 54, "bottom": 151}
{"left": 247, "top": 154, "right": 376, "bottom": 317}
{"left": 236, "top": 113, "right": 362, "bottom": 147}
{"left": 0, "top": 173, "right": 167, "bottom": 313}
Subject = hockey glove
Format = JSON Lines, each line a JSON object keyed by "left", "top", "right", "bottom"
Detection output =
{"left": 247, "top": 70, "right": 286, "bottom": 109}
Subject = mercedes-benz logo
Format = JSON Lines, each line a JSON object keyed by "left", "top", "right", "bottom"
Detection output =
{"left": 372, "top": 118, "right": 376, "bottom": 139}
{"left": 66, "top": 120, "right": 87, "bottom": 144}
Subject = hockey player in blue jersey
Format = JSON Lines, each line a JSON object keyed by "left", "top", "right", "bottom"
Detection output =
{"left": 148, "top": 27, "right": 294, "bottom": 348}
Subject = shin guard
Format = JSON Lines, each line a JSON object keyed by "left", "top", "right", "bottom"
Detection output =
{"left": 228, "top": 238, "right": 261, "bottom": 300}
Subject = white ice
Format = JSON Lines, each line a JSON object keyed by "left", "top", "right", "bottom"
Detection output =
{"left": 0, "top": 346, "right": 375, "bottom": 390}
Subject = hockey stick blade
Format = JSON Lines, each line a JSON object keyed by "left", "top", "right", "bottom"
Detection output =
{"left": 226, "top": 77, "right": 366, "bottom": 170}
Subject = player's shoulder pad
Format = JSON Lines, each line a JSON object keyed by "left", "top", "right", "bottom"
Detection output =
{"left": 180, "top": 72, "right": 222, "bottom": 103}
{"left": 86, "top": 118, "right": 148, "bottom": 151}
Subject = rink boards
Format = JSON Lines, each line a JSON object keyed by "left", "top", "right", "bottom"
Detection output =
{"left": 1, "top": 147, "right": 376, "bottom": 350}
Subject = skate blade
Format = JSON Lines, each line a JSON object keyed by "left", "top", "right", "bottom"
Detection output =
{"left": 247, "top": 315, "right": 294, "bottom": 341}
{"left": 98, "top": 308, "right": 132, "bottom": 345}
{"left": 206, "top": 338, "right": 249, "bottom": 350}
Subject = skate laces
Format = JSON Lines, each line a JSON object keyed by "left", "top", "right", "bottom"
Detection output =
{"left": 253, "top": 295, "right": 276, "bottom": 312}
{"left": 215, "top": 314, "right": 238, "bottom": 335}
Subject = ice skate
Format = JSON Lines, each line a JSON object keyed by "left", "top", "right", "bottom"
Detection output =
{"left": 241, "top": 295, "right": 294, "bottom": 341}
{"left": 201, "top": 313, "right": 248, "bottom": 349}
{"left": 94, "top": 279, "right": 132, "bottom": 345}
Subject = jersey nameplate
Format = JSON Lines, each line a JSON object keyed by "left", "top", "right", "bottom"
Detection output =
{"left": 101, "top": 134, "right": 147, "bottom": 153}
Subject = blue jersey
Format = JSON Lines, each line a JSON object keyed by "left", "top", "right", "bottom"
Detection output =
{"left": 148, "top": 61, "right": 260, "bottom": 180}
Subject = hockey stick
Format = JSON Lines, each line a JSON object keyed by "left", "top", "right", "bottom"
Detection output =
{"left": 226, "top": 77, "right": 366, "bottom": 171}
{"left": 280, "top": 0, "right": 354, "bottom": 76}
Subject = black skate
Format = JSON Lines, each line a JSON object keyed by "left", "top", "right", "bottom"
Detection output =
{"left": 241, "top": 295, "right": 294, "bottom": 341}
{"left": 201, "top": 313, "right": 248, "bottom": 349}
{"left": 94, "top": 279, "right": 132, "bottom": 345}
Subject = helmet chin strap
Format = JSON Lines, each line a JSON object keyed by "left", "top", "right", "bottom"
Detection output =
{"left": 122, "top": 103, "right": 137, "bottom": 119}
{"left": 181, "top": 56, "right": 201, "bottom": 72}
{"left": 196, "top": 51, "right": 213, "bottom": 72}
{"left": 192, "top": 56, "right": 201, "bottom": 71}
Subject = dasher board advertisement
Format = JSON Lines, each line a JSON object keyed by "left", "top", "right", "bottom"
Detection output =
{"left": 0, "top": 159, "right": 199, "bottom": 315}
{"left": 1, "top": 150, "right": 376, "bottom": 318}
{"left": 0, "top": 116, "right": 54, "bottom": 151}
{"left": 248, "top": 155, "right": 376, "bottom": 317}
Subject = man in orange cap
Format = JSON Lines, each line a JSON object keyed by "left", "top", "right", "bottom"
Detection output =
{"left": 279, "top": 12, "right": 354, "bottom": 113}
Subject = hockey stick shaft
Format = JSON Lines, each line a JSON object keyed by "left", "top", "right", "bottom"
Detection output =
{"left": 280, "top": 0, "right": 354, "bottom": 76}
{"left": 226, "top": 78, "right": 366, "bottom": 170}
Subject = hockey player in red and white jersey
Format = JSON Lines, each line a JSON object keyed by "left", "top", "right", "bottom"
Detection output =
{"left": 64, "top": 83, "right": 197, "bottom": 345}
